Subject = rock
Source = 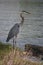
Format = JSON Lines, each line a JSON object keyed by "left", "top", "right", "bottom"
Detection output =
{"left": 25, "top": 44, "right": 43, "bottom": 57}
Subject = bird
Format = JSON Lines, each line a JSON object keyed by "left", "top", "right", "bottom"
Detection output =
{"left": 6, "top": 10, "right": 31, "bottom": 49}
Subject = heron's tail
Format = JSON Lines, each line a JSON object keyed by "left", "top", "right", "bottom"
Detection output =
{"left": 6, "top": 37, "right": 9, "bottom": 42}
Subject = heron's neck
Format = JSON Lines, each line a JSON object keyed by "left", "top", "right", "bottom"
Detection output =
{"left": 20, "top": 13, "right": 24, "bottom": 26}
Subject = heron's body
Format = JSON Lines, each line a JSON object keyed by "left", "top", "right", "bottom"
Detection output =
{"left": 6, "top": 11, "right": 31, "bottom": 49}
{"left": 6, "top": 23, "right": 20, "bottom": 42}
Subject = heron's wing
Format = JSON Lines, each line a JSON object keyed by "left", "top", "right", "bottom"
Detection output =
{"left": 6, "top": 23, "right": 19, "bottom": 41}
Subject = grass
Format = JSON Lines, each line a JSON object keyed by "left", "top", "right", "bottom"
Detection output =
{"left": 0, "top": 42, "right": 12, "bottom": 60}
{"left": 13, "top": 50, "right": 43, "bottom": 65}
{"left": 0, "top": 42, "right": 12, "bottom": 65}
{"left": 0, "top": 42, "right": 43, "bottom": 65}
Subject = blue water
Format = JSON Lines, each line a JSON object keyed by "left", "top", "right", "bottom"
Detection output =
{"left": 0, "top": 1, "right": 43, "bottom": 49}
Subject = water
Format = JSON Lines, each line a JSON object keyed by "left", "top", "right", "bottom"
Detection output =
{"left": 0, "top": 1, "right": 43, "bottom": 48}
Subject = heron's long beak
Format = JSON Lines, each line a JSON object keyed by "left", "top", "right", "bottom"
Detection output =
{"left": 22, "top": 10, "right": 31, "bottom": 14}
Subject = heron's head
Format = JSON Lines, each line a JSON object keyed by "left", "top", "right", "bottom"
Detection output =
{"left": 22, "top": 10, "right": 31, "bottom": 14}
{"left": 20, "top": 10, "right": 31, "bottom": 17}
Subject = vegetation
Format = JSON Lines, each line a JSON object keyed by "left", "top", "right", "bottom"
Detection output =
{"left": 14, "top": 57, "right": 43, "bottom": 65}
{"left": 13, "top": 49, "right": 43, "bottom": 65}
{"left": 0, "top": 42, "right": 43, "bottom": 65}
{"left": 0, "top": 42, "right": 12, "bottom": 64}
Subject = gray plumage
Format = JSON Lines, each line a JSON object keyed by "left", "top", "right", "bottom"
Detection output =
{"left": 6, "top": 23, "right": 20, "bottom": 42}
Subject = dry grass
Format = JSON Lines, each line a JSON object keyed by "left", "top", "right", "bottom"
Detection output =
{"left": 0, "top": 42, "right": 43, "bottom": 65}
{"left": 13, "top": 49, "right": 43, "bottom": 65}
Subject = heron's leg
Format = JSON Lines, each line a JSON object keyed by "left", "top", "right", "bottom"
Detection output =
{"left": 15, "top": 35, "right": 17, "bottom": 47}
{"left": 13, "top": 37, "right": 14, "bottom": 50}
{"left": 14, "top": 36, "right": 17, "bottom": 56}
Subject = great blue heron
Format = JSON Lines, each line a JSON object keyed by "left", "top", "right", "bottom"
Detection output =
{"left": 6, "top": 10, "right": 31, "bottom": 49}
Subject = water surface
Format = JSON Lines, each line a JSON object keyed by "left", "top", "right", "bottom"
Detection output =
{"left": 0, "top": 1, "right": 43, "bottom": 49}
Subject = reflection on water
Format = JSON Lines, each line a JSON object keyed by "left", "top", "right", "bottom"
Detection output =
{"left": 0, "top": 1, "right": 43, "bottom": 48}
